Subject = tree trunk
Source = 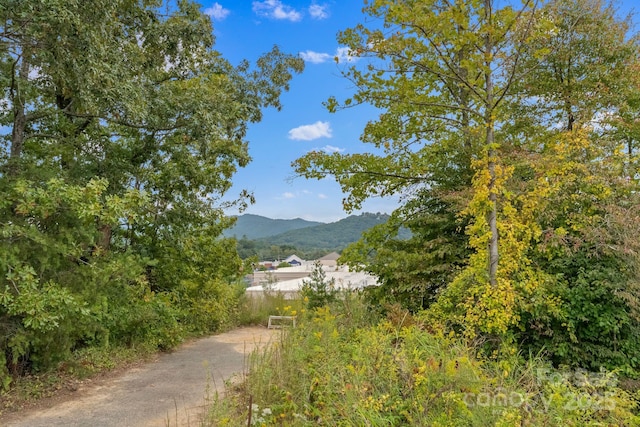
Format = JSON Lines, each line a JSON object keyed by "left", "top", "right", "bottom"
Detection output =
{"left": 485, "top": 0, "right": 499, "bottom": 287}
{"left": 9, "top": 56, "right": 29, "bottom": 175}
{"left": 98, "top": 224, "right": 112, "bottom": 252}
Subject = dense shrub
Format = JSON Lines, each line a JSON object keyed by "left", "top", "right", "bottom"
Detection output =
{"left": 208, "top": 294, "right": 640, "bottom": 426}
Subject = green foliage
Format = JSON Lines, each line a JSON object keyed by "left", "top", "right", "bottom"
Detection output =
{"left": 0, "top": 0, "right": 303, "bottom": 390}
{"left": 516, "top": 130, "right": 640, "bottom": 373}
{"left": 300, "top": 262, "right": 339, "bottom": 310}
{"left": 176, "top": 279, "right": 245, "bottom": 336}
{"left": 520, "top": 254, "right": 640, "bottom": 374}
{"left": 0, "top": 178, "right": 143, "bottom": 384}
{"left": 208, "top": 296, "right": 640, "bottom": 426}
{"left": 292, "top": 0, "right": 640, "bottom": 376}
{"left": 342, "top": 195, "right": 470, "bottom": 312}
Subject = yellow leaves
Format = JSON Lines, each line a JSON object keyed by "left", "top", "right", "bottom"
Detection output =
{"left": 444, "top": 359, "right": 460, "bottom": 377}
{"left": 533, "top": 47, "right": 552, "bottom": 60}
{"left": 465, "top": 158, "right": 514, "bottom": 222}
{"left": 435, "top": 128, "right": 613, "bottom": 340}
{"left": 431, "top": 247, "right": 554, "bottom": 339}
{"left": 466, "top": 278, "right": 519, "bottom": 336}
{"left": 312, "top": 305, "right": 335, "bottom": 323}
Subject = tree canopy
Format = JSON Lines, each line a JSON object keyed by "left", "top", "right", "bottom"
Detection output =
{"left": 294, "top": 0, "right": 640, "bottom": 372}
{"left": 0, "top": 0, "right": 303, "bottom": 388}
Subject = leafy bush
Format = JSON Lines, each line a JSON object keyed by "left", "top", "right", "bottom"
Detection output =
{"left": 177, "top": 280, "right": 244, "bottom": 335}
{"left": 0, "top": 178, "right": 246, "bottom": 390}
{"left": 208, "top": 294, "right": 640, "bottom": 426}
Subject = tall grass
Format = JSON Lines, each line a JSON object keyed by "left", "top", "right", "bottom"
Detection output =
{"left": 235, "top": 290, "right": 304, "bottom": 327}
{"left": 207, "top": 292, "right": 640, "bottom": 426}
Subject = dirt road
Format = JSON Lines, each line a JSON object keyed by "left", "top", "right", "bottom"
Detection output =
{"left": 1, "top": 326, "right": 278, "bottom": 427}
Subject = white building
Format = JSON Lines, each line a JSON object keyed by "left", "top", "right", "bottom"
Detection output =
{"left": 246, "top": 264, "right": 379, "bottom": 299}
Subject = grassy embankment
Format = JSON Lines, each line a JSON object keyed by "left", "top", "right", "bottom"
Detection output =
{"left": 208, "top": 291, "right": 640, "bottom": 426}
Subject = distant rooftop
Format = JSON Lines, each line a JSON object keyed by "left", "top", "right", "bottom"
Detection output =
{"left": 318, "top": 251, "right": 340, "bottom": 261}
{"left": 246, "top": 265, "right": 378, "bottom": 294}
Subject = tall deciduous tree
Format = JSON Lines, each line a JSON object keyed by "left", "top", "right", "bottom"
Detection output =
{"left": 294, "top": 0, "right": 539, "bottom": 298}
{"left": 0, "top": 0, "right": 303, "bottom": 386}
{"left": 295, "top": 0, "right": 640, "bottom": 371}
{"left": 503, "top": 0, "right": 640, "bottom": 370}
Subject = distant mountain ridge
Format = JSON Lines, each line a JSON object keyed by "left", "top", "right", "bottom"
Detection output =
{"left": 223, "top": 214, "right": 323, "bottom": 239}
{"left": 255, "top": 212, "right": 392, "bottom": 250}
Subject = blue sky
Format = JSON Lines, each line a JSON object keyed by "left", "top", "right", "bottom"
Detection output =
{"left": 204, "top": 0, "right": 638, "bottom": 223}
{"left": 207, "top": 0, "right": 396, "bottom": 223}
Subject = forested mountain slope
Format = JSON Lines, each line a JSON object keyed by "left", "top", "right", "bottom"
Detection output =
{"left": 222, "top": 214, "right": 323, "bottom": 239}
{"left": 256, "top": 212, "right": 402, "bottom": 250}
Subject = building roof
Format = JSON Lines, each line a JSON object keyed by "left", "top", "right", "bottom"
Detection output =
{"left": 284, "top": 254, "right": 303, "bottom": 263}
{"left": 318, "top": 251, "right": 340, "bottom": 261}
{"left": 246, "top": 266, "right": 379, "bottom": 293}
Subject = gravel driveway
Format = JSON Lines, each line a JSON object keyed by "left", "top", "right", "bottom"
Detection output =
{"left": 1, "top": 326, "right": 277, "bottom": 427}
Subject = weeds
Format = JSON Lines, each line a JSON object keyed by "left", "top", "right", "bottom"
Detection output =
{"left": 207, "top": 292, "right": 640, "bottom": 426}
{"left": 236, "top": 289, "right": 303, "bottom": 327}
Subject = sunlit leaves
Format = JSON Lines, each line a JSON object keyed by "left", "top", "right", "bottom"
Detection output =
{"left": 296, "top": 0, "right": 640, "bottom": 373}
{"left": 0, "top": 0, "right": 304, "bottom": 386}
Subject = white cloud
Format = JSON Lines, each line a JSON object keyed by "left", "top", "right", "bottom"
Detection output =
{"left": 321, "top": 145, "right": 344, "bottom": 153}
{"left": 276, "top": 190, "right": 316, "bottom": 200}
{"left": 288, "top": 121, "right": 332, "bottom": 141}
{"left": 300, "top": 47, "right": 359, "bottom": 64}
{"left": 309, "top": 4, "right": 329, "bottom": 19}
{"left": 318, "top": 193, "right": 328, "bottom": 199}
{"left": 299, "top": 50, "right": 332, "bottom": 64}
{"left": 252, "top": 0, "right": 302, "bottom": 22}
{"left": 204, "top": 3, "right": 230, "bottom": 20}
{"left": 335, "top": 46, "right": 359, "bottom": 63}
